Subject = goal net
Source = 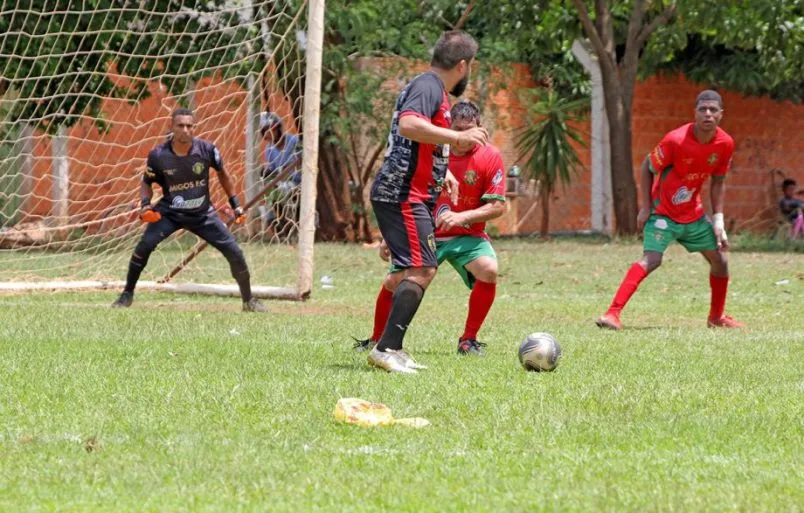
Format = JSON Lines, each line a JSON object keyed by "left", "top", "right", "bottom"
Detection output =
{"left": 0, "top": 0, "right": 323, "bottom": 300}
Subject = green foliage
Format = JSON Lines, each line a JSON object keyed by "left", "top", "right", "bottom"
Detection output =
{"left": 516, "top": 89, "right": 589, "bottom": 192}
{"left": 654, "top": 1, "right": 804, "bottom": 102}
{"left": 0, "top": 1, "right": 263, "bottom": 134}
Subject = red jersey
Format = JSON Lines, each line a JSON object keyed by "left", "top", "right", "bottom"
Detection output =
{"left": 648, "top": 123, "right": 734, "bottom": 224}
{"left": 435, "top": 144, "right": 506, "bottom": 240}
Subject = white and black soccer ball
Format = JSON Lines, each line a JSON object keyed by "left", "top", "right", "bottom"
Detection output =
{"left": 518, "top": 332, "right": 561, "bottom": 372}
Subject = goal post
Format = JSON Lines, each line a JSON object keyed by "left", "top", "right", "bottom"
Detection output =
{"left": 0, "top": 0, "right": 325, "bottom": 301}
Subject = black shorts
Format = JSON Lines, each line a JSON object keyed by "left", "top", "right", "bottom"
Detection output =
{"left": 371, "top": 200, "right": 437, "bottom": 269}
{"left": 140, "top": 206, "right": 241, "bottom": 259}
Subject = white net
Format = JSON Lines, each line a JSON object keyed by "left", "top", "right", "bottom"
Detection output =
{"left": 0, "top": 0, "right": 322, "bottom": 298}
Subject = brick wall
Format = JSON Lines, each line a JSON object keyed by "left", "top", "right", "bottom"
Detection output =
{"left": 18, "top": 66, "right": 803, "bottom": 235}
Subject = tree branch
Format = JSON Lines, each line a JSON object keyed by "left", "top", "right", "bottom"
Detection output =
{"left": 621, "top": 0, "right": 649, "bottom": 101}
{"left": 626, "top": 0, "right": 648, "bottom": 52}
{"left": 453, "top": 0, "right": 479, "bottom": 30}
{"left": 361, "top": 143, "right": 385, "bottom": 184}
{"left": 636, "top": 2, "right": 678, "bottom": 49}
{"left": 594, "top": 0, "right": 614, "bottom": 54}
{"left": 572, "top": 0, "right": 614, "bottom": 70}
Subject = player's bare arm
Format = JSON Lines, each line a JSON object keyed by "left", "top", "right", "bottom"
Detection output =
{"left": 216, "top": 167, "right": 246, "bottom": 223}
{"left": 637, "top": 157, "right": 653, "bottom": 230}
{"left": 398, "top": 115, "right": 488, "bottom": 149}
{"left": 710, "top": 175, "right": 728, "bottom": 249}
{"left": 138, "top": 179, "right": 161, "bottom": 223}
{"left": 444, "top": 170, "right": 460, "bottom": 204}
{"left": 437, "top": 200, "right": 505, "bottom": 231}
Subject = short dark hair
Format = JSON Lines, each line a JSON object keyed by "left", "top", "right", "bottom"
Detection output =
{"left": 782, "top": 179, "right": 797, "bottom": 189}
{"left": 450, "top": 99, "right": 481, "bottom": 125}
{"left": 431, "top": 30, "right": 478, "bottom": 69}
{"left": 171, "top": 107, "right": 194, "bottom": 120}
{"left": 696, "top": 90, "right": 723, "bottom": 107}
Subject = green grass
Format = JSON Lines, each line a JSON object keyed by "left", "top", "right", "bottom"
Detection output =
{"left": 0, "top": 240, "right": 802, "bottom": 512}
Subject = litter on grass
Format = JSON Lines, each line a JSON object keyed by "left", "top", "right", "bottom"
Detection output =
{"left": 333, "top": 398, "right": 430, "bottom": 428}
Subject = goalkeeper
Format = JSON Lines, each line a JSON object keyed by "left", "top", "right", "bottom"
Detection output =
{"left": 112, "top": 108, "right": 266, "bottom": 312}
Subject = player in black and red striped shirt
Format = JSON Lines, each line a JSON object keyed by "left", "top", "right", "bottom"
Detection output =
{"left": 367, "top": 31, "right": 489, "bottom": 374}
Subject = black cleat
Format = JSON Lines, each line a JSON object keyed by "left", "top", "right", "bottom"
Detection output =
{"left": 111, "top": 291, "right": 133, "bottom": 308}
{"left": 457, "top": 339, "right": 486, "bottom": 356}
{"left": 351, "top": 337, "right": 375, "bottom": 353}
{"left": 242, "top": 298, "right": 268, "bottom": 312}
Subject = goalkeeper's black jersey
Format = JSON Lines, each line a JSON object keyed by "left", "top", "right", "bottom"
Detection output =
{"left": 143, "top": 138, "right": 224, "bottom": 215}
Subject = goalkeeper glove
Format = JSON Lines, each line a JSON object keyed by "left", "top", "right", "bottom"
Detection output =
{"left": 140, "top": 199, "right": 161, "bottom": 223}
{"left": 229, "top": 196, "right": 246, "bottom": 224}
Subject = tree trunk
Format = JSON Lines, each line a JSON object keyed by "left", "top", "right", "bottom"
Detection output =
{"left": 602, "top": 82, "right": 639, "bottom": 235}
{"left": 316, "top": 138, "right": 356, "bottom": 241}
{"left": 539, "top": 181, "right": 551, "bottom": 239}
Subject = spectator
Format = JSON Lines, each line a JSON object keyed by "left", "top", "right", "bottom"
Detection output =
{"left": 258, "top": 112, "right": 302, "bottom": 235}
{"left": 779, "top": 178, "right": 803, "bottom": 239}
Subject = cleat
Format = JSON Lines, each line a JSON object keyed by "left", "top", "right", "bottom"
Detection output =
{"left": 596, "top": 312, "right": 622, "bottom": 331}
{"left": 367, "top": 348, "right": 417, "bottom": 374}
{"left": 351, "top": 337, "right": 376, "bottom": 353}
{"left": 457, "top": 339, "right": 486, "bottom": 356}
{"left": 111, "top": 291, "right": 133, "bottom": 308}
{"left": 707, "top": 315, "right": 745, "bottom": 329}
{"left": 396, "top": 349, "right": 428, "bottom": 370}
{"left": 243, "top": 298, "right": 268, "bottom": 313}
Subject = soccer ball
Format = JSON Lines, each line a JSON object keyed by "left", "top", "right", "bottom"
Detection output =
{"left": 518, "top": 332, "right": 561, "bottom": 372}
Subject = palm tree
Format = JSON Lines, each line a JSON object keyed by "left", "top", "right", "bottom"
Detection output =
{"left": 516, "top": 88, "right": 588, "bottom": 238}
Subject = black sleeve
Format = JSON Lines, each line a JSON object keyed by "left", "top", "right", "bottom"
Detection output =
{"left": 210, "top": 144, "right": 224, "bottom": 173}
{"left": 143, "top": 151, "right": 162, "bottom": 185}
{"left": 399, "top": 74, "right": 444, "bottom": 120}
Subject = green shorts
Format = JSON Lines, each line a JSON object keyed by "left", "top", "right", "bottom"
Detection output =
{"left": 390, "top": 235, "right": 497, "bottom": 289}
{"left": 643, "top": 214, "right": 717, "bottom": 253}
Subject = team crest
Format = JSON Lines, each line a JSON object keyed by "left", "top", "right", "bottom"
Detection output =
{"left": 192, "top": 162, "right": 205, "bottom": 175}
{"left": 464, "top": 170, "right": 477, "bottom": 185}
{"left": 708, "top": 153, "right": 718, "bottom": 165}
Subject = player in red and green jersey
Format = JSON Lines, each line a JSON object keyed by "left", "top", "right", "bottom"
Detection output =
{"left": 355, "top": 100, "right": 506, "bottom": 356}
{"left": 596, "top": 90, "right": 744, "bottom": 330}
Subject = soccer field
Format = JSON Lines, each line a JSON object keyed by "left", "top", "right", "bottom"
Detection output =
{"left": 0, "top": 239, "right": 801, "bottom": 512}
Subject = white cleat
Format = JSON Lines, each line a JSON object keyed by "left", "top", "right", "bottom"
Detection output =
{"left": 368, "top": 348, "right": 418, "bottom": 374}
{"left": 396, "top": 349, "right": 428, "bottom": 370}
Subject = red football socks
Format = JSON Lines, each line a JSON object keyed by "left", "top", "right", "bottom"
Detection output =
{"left": 371, "top": 285, "right": 394, "bottom": 342}
{"left": 608, "top": 263, "right": 648, "bottom": 315}
{"left": 461, "top": 280, "right": 496, "bottom": 341}
{"left": 709, "top": 274, "right": 729, "bottom": 321}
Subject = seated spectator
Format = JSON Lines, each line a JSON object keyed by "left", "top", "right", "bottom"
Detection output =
{"left": 258, "top": 112, "right": 302, "bottom": 236}
{"left": 779, "top": 178, "right": 803, "bottom": 239}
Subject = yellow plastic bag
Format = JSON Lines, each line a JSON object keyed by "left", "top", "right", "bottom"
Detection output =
{"left": 333, "top": 398, "right": 430, "bottom": 428}
{"left": 333, "top": 398, "right": 395, "bottom": 427}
